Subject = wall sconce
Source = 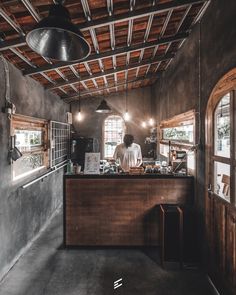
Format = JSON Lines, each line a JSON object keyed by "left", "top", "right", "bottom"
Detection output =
{"left": 141, "top": 118, "right": 155, "bottom": 128}
{"left": 149, "top": 118, "right": 154, "bottom": 126}
{"left": 141, "top": 121, "right": 147, "bottom": 128}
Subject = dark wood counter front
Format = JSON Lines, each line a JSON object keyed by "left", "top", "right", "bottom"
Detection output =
{"left": 64, "top": 174, "right": 194, "bottom": 246}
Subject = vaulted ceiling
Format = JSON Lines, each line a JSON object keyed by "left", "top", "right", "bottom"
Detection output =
{"left": 0, "top": 0, "right": 210, "bottom": 103}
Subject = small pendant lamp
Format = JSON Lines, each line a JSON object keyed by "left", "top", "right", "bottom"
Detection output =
{"left": 26, "top": 0, "right": 91, "bottom": 62}
{"left": 96, "top": 84, "right": 112, "bottom": 113}
{"left": 95, "top": 99, "right": 112, "bottom": 113}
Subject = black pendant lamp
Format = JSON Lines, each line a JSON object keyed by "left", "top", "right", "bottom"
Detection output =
{"left": 95, "top": 83, "right": 112, "bottom": 113}
{"left": 96, "top": 99, "right": 112, "bottom": 113}
{"left": 26, "top": 0, "right": 90, "bottom": 62}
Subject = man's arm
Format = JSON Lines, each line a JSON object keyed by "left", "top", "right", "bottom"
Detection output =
{"left": 136, "top": 145, "right": 143, "bottom": 166}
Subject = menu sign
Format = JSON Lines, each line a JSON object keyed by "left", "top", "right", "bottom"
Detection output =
{"left": 84, "top": 153, "right": 100, "bottom": 174}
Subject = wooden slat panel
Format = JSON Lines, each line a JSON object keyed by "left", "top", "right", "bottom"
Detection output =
{"left": 65, "top": 177, "right": 194, "bottom": 246}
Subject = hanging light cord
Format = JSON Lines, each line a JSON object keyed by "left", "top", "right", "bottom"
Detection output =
{"left": 125, "top": 77, "right": 128, "bottom": 112}
{"left": 78, "top": 63, "right": 81, "bottom": 112}
{"left": 197, "top": 20, "right": 202, "bottom": 147}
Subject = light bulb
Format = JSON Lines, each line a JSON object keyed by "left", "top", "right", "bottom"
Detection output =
{"left": 124, "top": 111, "right": 130, "bottom": 121}
{"left": 77, "top": 111, "right": 83, "bottom": 121}
{"left": 149, "top": 118, "right": 154, "bottom": 126}
{"left": 141, "top": 121, "right": 147, "bottom": 128}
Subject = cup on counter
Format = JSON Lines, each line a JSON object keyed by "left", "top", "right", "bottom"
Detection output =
{"left": 74, "top": 164, "right": 81, "bottom": 174}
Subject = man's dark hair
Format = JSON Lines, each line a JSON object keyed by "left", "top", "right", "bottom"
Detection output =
{"left": 123, "top": 134, "right": 134, "bottom": 148}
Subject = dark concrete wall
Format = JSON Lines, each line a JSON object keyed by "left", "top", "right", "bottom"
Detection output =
{"left": 152, "top": 0, "right": 236, "bottom": 263}
{"left": 71, "top": 86, "right": 154, "bottom": 157}
{"left": 0, "top": 60, "right": 69, "bottom": 280}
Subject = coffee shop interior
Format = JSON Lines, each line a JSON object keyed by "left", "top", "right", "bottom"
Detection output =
{"left": 0, "top": 0, "right": 235, "bottom": 294}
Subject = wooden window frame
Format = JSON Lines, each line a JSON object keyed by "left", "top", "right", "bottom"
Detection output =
{"left": 159, "top": 110, "right": 196, "bottom": 174}
{"left": 11, "top": 114, "right": 49, "bottom": 181}
{"left": 160, "top": 110, "right": 196, "bottom": 147}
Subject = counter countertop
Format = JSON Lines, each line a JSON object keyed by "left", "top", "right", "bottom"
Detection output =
{"left": 64, "top": 173, "right": 193, "bottom": 179}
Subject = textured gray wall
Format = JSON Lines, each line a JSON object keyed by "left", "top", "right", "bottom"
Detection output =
{"left": 0, "top": 60, "right": 69, "bottom": 280}
{"left": 71, "top": 86, "right": 154, "bottom": 157}
{"left": 152, "top": 0, "right": 236, "bottom": 263}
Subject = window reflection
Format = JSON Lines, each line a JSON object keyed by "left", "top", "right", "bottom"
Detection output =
{"left": 214, "top": 93, "right": 230, "bottom": 158}
{"left": 162, "top": 124, "right": 194, "bottom": 143}
{"left": 214, "top": 161, "right": 230, "bottom": 202}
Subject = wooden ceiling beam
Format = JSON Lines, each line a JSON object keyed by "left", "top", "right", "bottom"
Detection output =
{"left": 78, "top": 0, "right": 208, "bottom": 31}
{"left": 0, "top": 0, "right": 208, "bottom": 52}
{"left": 47, "top": 53, "right": 172, "bottom": 90}
{"left": 23, "top": 32, "right": 187, "bottom": 75}
{"left": 63, "top": 74, "right": 155, "bottom": 102}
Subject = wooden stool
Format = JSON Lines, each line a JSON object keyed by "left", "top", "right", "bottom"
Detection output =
{"left": 159, "top": 204, "right": 184, "bottom": 268}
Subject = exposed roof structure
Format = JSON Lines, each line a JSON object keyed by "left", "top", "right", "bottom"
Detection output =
{"left": 0, "top": 0, "right": 210, "bottom": 102}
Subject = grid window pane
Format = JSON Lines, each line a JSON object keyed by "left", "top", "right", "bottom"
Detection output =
{"left": 104, "top": 116, "right": 125, "bottom": 158}
{"left": 51, "top": 121, "right": 70, "bottom": 167}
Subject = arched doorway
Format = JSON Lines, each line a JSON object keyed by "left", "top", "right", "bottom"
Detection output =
{"left": 205, "top": 68, "right": 236, "bottom": 294}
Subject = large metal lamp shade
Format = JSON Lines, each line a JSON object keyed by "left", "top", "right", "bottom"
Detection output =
{"left": 26, "top": 2, "right": 90, "bottom": 62}
{"left": 96, "top": 99, "right": 112, "bottom": 113}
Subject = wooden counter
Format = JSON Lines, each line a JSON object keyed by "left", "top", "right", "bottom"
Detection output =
{"left": 64, "top": 174, "right": 194, "bottom": 246}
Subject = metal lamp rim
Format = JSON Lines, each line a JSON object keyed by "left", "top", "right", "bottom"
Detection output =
{"left": 26, "top": 27, "right": 91, "bottom": 61}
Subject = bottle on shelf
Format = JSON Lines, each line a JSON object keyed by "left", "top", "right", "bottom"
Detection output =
{"left": 67, "top": 159, "right": 73, "bottom": 174}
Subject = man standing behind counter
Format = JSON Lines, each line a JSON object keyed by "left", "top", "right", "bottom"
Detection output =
{"left": 113, "top": 134, "right": 142, "bottom": 172}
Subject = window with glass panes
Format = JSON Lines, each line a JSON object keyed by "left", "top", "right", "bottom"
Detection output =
{"left": 213, "top": 92, "right": 232, "bottom": 202}
{"left": 11, "top": 115, "right": 49, "bottom": 181}
{"left": 160, "top": 110, "right": 196, "bottom": 174}
{"left": 104, "top": 115, "right": 125, "bottom": 158}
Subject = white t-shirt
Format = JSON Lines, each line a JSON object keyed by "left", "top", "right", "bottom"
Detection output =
{"left": 113, "top": 143, "right": 142, "bottom": 172}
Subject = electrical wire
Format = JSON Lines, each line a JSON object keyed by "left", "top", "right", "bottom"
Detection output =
{"left": 197, "top": 20, "right": 202, "bottom": 147}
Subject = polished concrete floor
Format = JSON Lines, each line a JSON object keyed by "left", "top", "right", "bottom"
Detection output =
{"left": 0, "top": 211, "right": 213, "bottom": 295}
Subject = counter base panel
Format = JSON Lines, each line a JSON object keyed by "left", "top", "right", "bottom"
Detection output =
{"left": 64, "top": 178, "right": 193, "bottom": 246}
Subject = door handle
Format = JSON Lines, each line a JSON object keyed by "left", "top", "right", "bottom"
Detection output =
{"left": 208, "top": 184, "right": 213, "bottom": 195}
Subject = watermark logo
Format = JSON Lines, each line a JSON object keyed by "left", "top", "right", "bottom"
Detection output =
{"left": 114, "top": 278, "right": 123, "bottom": 289}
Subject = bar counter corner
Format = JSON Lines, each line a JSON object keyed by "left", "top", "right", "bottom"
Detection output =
{"left": 64, "top": 173, "right": 194, "bottom": 247}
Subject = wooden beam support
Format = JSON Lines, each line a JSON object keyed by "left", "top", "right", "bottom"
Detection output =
{"left": 47, "top": 53, "right": 172, "bottom": 90}
{"left": 23, "top": 33, "right": 187, "bottom": 76}
{"left": 78, "top": 0, "right": 208, "bottom": 31}
{"left": 0, "top": 0, "right": 208, "bottom": 53}
{"left": 62, "top": 74, "right": 156, "bottom": 101}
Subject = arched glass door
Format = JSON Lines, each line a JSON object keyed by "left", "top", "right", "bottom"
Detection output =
{"left": 212, "top": 93, "right": 231, "bottom": 203}
{"left": 206, "top": 70, "right": 236, "bottom": 294}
